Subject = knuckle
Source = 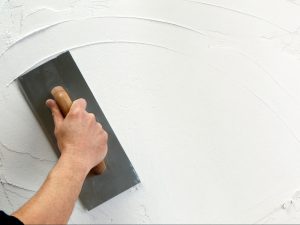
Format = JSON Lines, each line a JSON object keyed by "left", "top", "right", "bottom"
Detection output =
{"left": 73, "top": 98, "right": 86, "bottom": 108}
{"left": 77, "top": 98, "right": 87, "bottom": 106}
{"left": 75, "top": 98, "right": 84, "bottom": 103}
{"left": 70, "top": 108, "right": 81, "bottom": 116}
{"left": 89, "top": 113, "right": 96, "bottom": 121}
{"left": 103, "top": 131, "right": 108, "bottom": 140}
{"left": 73, "top": 99, "right": 80, "bottom": 105}
{"left": 79, "top": 98, "right": 87, "bottom": 104}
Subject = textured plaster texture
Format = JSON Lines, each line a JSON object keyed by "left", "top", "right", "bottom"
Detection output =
{"left": 2, "top": 0, "right": 300, "bottom": 223}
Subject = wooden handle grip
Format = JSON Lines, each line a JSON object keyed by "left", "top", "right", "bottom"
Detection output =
{"left": 51, "top": 86, "right": 106, "bottom": 175}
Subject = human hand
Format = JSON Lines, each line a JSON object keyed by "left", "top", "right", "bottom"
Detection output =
{"left": 46, "top": 98, "right": 108, "bottom": 174}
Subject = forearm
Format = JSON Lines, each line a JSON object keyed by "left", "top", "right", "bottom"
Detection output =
{"left": 13, "top": 155, "right": 89, "bottom": 224}
{"left": 12, "top": 98, "right": 108, "bottom": 224}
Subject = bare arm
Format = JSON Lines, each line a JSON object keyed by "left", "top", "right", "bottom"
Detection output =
{"left": 12, "top": 98, "right": 108, "bottom": 224}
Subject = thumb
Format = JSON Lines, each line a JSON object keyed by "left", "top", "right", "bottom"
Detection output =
{"left": 46, "top": 99, "right": 64, "bottom": 127}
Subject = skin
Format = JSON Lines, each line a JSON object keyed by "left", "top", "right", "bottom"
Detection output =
{"left": 12, "top": 98, "right": 108, "bottom": 224}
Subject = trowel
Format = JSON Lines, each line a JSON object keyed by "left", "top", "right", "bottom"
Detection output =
{"left": 18, "top": 51, "right": 140, "bottom": 210}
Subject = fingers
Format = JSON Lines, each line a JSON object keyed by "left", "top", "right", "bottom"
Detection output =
{"left": 46, "top": 99, "right": 64, "bottom": 127}
{"left": 88, "top": 113, "right": 96, "bottom": 122}
{"left": 72, "top": 98, "right": 87, "bottom": 110}
{"left": 97, "top": 122, "right": 103, "bottom": 129}
{"left": 68, "top": 98, "right": 87, "bottom": 116}
{"left": 97, "top": 122, "right": 108, "bottom": 141}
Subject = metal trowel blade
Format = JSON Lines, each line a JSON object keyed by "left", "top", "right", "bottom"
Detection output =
{"left": 18, "top": 51, "right": 140, "bottom": 210}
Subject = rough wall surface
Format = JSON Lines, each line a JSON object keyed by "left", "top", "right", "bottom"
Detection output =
{"left": 1, "top": 0, "right": 300, "bottom": 223}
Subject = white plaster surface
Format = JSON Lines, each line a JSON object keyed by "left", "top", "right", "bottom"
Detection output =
{"left": 2, "top": 0, "right": 300, "bottom": 223}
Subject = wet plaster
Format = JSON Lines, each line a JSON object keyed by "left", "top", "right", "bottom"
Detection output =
{"left": 2, "top": 0, "right": 300, "bottom": 223}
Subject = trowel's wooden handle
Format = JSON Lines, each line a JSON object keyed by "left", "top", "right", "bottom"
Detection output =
{"left": 51, "top": 86, "right": 106, "bottom": 175}
{"left": 51, "top": 86, "right": 72, "bottom": 117}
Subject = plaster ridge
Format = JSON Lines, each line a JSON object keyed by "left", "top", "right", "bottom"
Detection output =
{"left": 244, "top": 86, "right": 300, "bottom": 148}
{"left": 183, "top": 0, "right": 291, "bottom": 33}
{"left": 1, "top": 15, "right": 208, "bottom": 60}
{"left": 0, "top": 141, "right": 56, "bottom": 163}
{"left": 23, "top": 0, "right": 109, "bottom": 19}
{"left": 2, "top": 181, "right": 35, "bottom": 193}
{"left": 0, "top": 173, "right": 35, "bottom": 193}
{"left": 139, "top": 204, "right": 151, "bottom": 222}
{"left": 0, "top": 20, "right": 75, "bottom": 59}
{"left": 6, "top": 40, "right": 182, "bottom": 86}
{"left": 24, "top": 7, "right": 72, "bottom": 19}
{"left": 287, "top": 0, "right": 300, "bottom": 6}
{"left": 0, "top": 181, "right": 14, "bottom": 211}
{"left": 236, "top": 51, "right": 300, "bottom": 107}
{"left": 255, "top": 190, "right": 300, "bottom": 223}
{"left": 95, "top": 208, "right": 114, "bottom": 223}
{"left": 254, "top": 206, "right": 282, "bottom": 224}
{"left": 3, "top": 185, "right": 32, "bottom": 200}
{"left": 208, "top": 45, "right": 300, "bottom": 106}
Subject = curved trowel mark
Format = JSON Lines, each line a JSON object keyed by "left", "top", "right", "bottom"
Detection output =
{"left": 0, "top": 20, "right": 74, "bottom": 59}
{"left": 6, "top": 40, "right": 182, "bottom": 86}
{"left": 0, "top": 15, "right": 208, "bottom": 60}
{"left": 183, "top": 0, "right": 292, "bottom": 33}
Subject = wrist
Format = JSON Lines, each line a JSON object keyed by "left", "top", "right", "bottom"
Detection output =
{"left": 55, "top": 153, "right": 90, "bottom": 179}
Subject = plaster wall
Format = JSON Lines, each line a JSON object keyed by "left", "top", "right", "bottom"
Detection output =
{"left": 2, "top": 0, "right": 300, "bottom": 223}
